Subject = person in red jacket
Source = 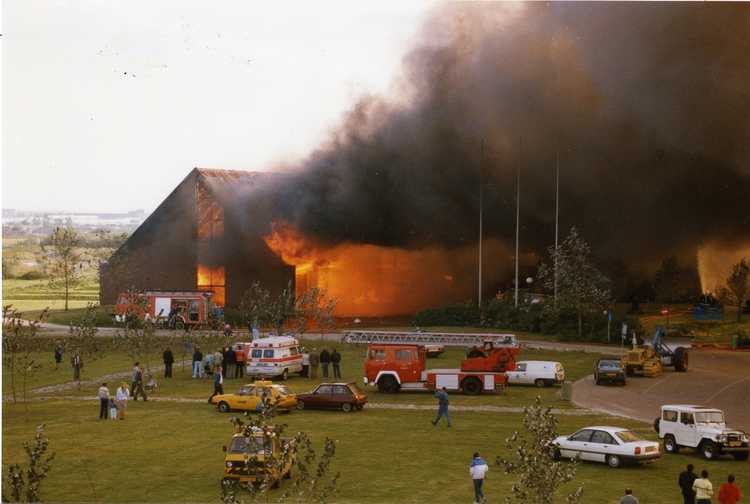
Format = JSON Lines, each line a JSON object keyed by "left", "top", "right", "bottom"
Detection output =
{"left": 719, "top": 474, "right": 742, "bottom": 504}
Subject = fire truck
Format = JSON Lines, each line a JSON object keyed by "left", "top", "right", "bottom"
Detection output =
{"left": 114, "top": 290, "right": 214, "bottom": 329}
{"left": 352, "top": 331, "right": 520, "bottom": 395}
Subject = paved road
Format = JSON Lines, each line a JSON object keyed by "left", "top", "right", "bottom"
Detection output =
{"left": 572, "top": 350, "right": 750, "bottom": 431}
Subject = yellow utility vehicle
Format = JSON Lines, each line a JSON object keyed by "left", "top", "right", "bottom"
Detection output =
{"left": 621, "top": 345, "right": 663, "bottom": 377}
{"left": 222, "top": 430, "right": 295, "bottom": 485}
{"left": 210, "top": 381, "right": 297, "bottom": 413}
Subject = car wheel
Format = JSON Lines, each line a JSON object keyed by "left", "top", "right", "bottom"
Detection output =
{"left": 701, "top": 440, "right": 718, "bottom": 460}
{"left": 552, "top": 447, "right": 562, "bottom": 461}
{"left": 175, "top": 320, "right": 185, "bottom": 331}
{"left": 534, "top": 379, "right": 545, "bottom": 388}
{"left": 281, "top": 369, "right": 288, "bottom": 381}
{"left": 663, "top": 434, "right": 679, "bottom": 454}
{"left": 342, "top": 403, "right": 352, "bottom": 413}
{"left": 732, "top": 451, "right": 749, "bottom": 461}
{"left": 377, "top": 376, "right": 400, "bottom": 393}
{"left": 462, "top": 377, "right": 482, "bottom": 395}
{"left": 595, "top": 376, "right": 602, "bottom": 385}
{"left": 218, "top": 401, "right": 230, "bottom": 413}
{"left": 606, "top": 454, "right": 622, "bottom": 468}
{"left": 296, "top": 401, "right": 305, "bottom": 410}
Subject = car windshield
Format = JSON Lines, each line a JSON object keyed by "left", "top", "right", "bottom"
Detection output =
{"left": 274, "top": 386, "right": 291, "bottom": 396}
{"left": 228, "top": 436, "right": 270, "bottom": 455}
{"left": 614, "top": 430, "right": 642, "bottom": 443}
{"left": 695, "top": 411, "right": 725, "bottom": 424}
{"left": 599, "top": 360, "right": 621, "bottom": 369}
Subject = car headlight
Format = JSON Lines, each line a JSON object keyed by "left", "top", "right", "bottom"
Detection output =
{"left": 226, "top": 461, "right": 233, "bottom": 468}
{"left": 742, "top": 434, "right": 750, "bottom": 443}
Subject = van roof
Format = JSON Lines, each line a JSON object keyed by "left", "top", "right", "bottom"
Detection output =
{"left": 250, "top": 336, "right": 299, "bottom": 347}
{"left": 517, "top": 361, "right": 561, "bottom": 365}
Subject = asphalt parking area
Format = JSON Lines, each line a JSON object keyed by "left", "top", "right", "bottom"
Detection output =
{"left": 573, "top": 350, "right": 750, "bottom": 431}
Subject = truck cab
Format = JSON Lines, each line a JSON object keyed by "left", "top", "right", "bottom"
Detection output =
{"left": 656, "top": 405, "right": 749, "bottom": 460}
{"left": 222, "top": 430, "right": 294, "bottom": 485}
{"left": 364, "top": 344, "right": 425, "bottom": 393}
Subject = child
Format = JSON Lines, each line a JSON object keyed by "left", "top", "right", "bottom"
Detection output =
{"left": 145, "top": 374, "right": 158, "bottom": 393}
{"left": 109, "top": 397, "right": 117, "bottom": 420}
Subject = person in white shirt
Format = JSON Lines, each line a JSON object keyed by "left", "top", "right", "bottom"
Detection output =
{"left": 693, "top": 469, "right": 714, "bottom": 504}
{"left": 98, "top": 383, "right": 110, "bottom": 420}
{"left": 115, "top": 383, "right": 129, "bottom": 420}
{"left": 470, "top": 452, "right": 489, "bottom": 504}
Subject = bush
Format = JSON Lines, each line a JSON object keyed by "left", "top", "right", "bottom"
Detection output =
{"left": 413, "top": 302, "right": 480, "bottom": 327}
{"left": 18, "top": 269, "right": 46, "bottom": 280}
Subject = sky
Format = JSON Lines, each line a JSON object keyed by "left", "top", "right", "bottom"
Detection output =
{"left": 1, "top": 1, "right": 431, "bottom": 213}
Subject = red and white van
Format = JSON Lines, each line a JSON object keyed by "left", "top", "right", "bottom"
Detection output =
{"left": 245, "top": 336, "right": 303, "bottom": 381}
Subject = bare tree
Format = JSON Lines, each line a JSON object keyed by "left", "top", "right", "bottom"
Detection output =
{"left": 496, "top": 397, "right": 583, "bottom": 504}
{"left": 43, "top": 226, "right": 82, "bottom": 311}
{"left": 67, "top": 304, "right": 103, "bottom": 389}
{"left": 2, "top": 425, "right": 55, "bottom": 503}
{"left": 722, "top": 258, "right": 749, "bottom": 323}
{"left": 2, "top": 306, "right": 46, "bottom": 410}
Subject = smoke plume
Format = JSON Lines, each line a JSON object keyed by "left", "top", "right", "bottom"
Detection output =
{"left": 267, "top": 3, "right": 750, "bottom": 278}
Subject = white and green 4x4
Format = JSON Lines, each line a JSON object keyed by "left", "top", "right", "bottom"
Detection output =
{"left": 655, "top": 405, "right": 749, "bottom": 461}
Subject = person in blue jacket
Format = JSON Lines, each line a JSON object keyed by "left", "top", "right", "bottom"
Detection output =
{"left": 431, "top": 387, "right": 451, "bottom": 427}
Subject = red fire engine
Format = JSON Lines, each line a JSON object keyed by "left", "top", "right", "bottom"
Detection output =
{"left": 358, "top": 332, "right": 520, "bottom": 395}
{"left": 114, "top": 290, "right": 214, "bottom": 329}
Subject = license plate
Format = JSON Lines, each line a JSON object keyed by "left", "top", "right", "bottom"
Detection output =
{"left": 605, "top": 373, "right": 616, "bottom": 377}
{"left": 645, "top": 446, "right": 656, "bottom": 453}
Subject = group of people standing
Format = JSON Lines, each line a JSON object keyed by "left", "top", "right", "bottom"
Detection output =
{"left": 189, "top": 346, "right": 246, "bottom": 380}
{"left": 679, "top": 464, "right": 742, "bottom": 504}
{"left": 302, "top": 348, "right": 342, "bottom": 379}
{"left": 97, "top": 382, "right": 131, "bottom": 420}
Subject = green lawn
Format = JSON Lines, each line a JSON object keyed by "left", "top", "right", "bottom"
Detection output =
{"left": 4, "top": 400, "right": 748, "bottom": 503}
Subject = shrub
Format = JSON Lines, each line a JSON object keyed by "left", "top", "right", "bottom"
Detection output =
{"left": 413, "top": 302, "right": 480, "bottom": 327}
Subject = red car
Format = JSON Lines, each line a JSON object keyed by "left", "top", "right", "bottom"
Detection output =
{"left": 296, "top": 383, "right": 367, "bottom": 412}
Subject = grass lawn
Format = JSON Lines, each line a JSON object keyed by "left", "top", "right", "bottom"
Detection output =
{"left": 4, "top": 400, "right": 749, "bottom": 503}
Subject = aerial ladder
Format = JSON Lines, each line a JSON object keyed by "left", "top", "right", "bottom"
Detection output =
{"left": 342, "top": 330, "right": 519, "bottom": 347}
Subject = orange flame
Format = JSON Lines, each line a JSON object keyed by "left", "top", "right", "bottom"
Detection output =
{"left": 197, "top": 264, "right": 226, "bottom": 306}
{"left": 264, "top": 221, "right": 514, "bottom": 317}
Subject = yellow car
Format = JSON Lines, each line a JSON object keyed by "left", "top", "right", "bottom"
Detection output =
{"left": 222, "top": 430, "right": 295, "bottom": 485}
{"left": 210, "top": 381, "right": 298, "bottom": 413}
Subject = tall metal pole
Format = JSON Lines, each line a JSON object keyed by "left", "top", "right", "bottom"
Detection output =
{"left": 514, "top": 139, "right": 521, "bottom": 308}
{"left": 553, "top": 151, "right": 559, "bottom": 308}
{"left": 478, "top": 139, "right": 484, "bottom": 309}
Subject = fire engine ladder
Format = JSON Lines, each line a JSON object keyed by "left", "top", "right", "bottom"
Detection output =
{"left": 342, "top": 330, "right": 518, "bottom": 347}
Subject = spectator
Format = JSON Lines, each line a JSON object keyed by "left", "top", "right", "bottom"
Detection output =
{"left": 223, "top": 323, "right": 233, "bottom": 339}
{"left": 209, "top": 366, "right": 224, "bottom": 402}
{"left": 234, "top": 345, "right": 245, "bottom": 379}
{"left": 192, "top": 347, "right": 203, "bottom": 379}
{"left": 619, "top": 489, "right": 639, "bottom": 504}
{"left": 163, "top": 347, "right": 174, "bottom": 378}
{"left": 108, "top": 396, "right": 117, "bottom": 421}
{"left": 71, "top": 352, "right": 83, "bottom": 381}
{"left": 145, "top": 374, "right": 158, "bottom": 393}
{"left": 694, "top": 470, "right": 714, "bottom": 504}
{"left": 470, "top": 452, "right": 488, "bottom": 504}
{"left": 115, "top": 383, "right": 129, "bottom": 420}
{"left": 320, "top": 348, "right": 331, "bottom": 378}
{"left": 205, "top": 352, "right": 215, "bottom": 376}
{"left": 225, "top": 346, "right": 236, "bottom": 379}
{"left": 54, "top": 343, "right": 63, "bottom": 370}
{"left": 719, "top": 474, "right": 741, "bottom": 504}
{"left": 98, "top": 382, "right": 110, "bottom": 420}
{"left": 679, "top": 464, "right": 698, "bottom": 504}
{"left": 308, "top": 349, "right": 319, "bottom": 379}
{"left": 431, "top": 387, "right": 451, "bottom": 427}
{"left": 214, "top": 349, "right": 223, "bottom": 373}
{"left": 301, "top": 349, "right": 310, "bottom": 378}
{"left": 131, "top": 362, "right": 148, "bottom": 401}
{"left": 331, "top": 349, "right": 342, "bottom": 379}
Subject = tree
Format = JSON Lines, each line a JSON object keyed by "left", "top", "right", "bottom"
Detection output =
{"left": 724, "top": 258, "right": 749, "bottom": 322}
{"left": 2, "top": 306, "right": 46, "bottom": 410}
{"left": 2, "top": 425, "right": 55, "bottom": 503}
{"left": 67, "top": 304, "right": 103, "bottom": 389}
{"left": 652, "top": 256, "right": 701, "bottom": 304}
{"left": 43, "top": 226, "right": 82, "bottom": 311}
{"left": 219, "top": 398, "right": 339, "bottom": 504}
{"left": 495, "top": 397, "right": 583, "bottom": 504}
{"left": 537, "top": 228, "right": 610, "bottom": 338}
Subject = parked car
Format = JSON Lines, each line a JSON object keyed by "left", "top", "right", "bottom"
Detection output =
{"left": 655, "top": 405, "right": 749, "bottom": 460}
{"left": 506, "top": 361, "right": 564, "bottom": 387}
{"left": 296, "top": 382, "right": 367, "bottom": 412}
{"left": 210, "top": 381, "right": 297, "bottom": 413}
{"left": 553, "top": 426, "right": 660, "bottom": 468}
{"left": 594, "top": 359, "right": 626, "bottom": 385}
{"left": 222, "top": 429, "right": 295, "bottom": 485}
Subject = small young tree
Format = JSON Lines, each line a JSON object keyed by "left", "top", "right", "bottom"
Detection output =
{"left": 724, "top": 258, "right": 749, "bottom": 323}
{"left": 496, "top": 397, "right": 583, "bottom": 504}
{"left": 2, "top": 306, "right": 46, "bottom": 410}
{"left": 537, "top": 227, "right": 611, "bottom": 338}
{"left": 42, "top": 226, "right": 83, "bottom": 311}
{"left": 2, "top": 425, "right": 55, "bottom": 503}
{"left": 67, "top": 304, "right": 103, "bottom": 389}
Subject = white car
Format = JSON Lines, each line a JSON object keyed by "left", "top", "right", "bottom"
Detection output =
{"left": 506, "top": 361, "right": 564, "bottom": 387}
{"left": 553, "top": 426, "right": 661, "bottom": 468}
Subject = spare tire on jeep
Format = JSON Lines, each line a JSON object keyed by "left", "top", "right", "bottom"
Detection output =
{"left": 674, "top": 347, "right": 688, "bottom": 372}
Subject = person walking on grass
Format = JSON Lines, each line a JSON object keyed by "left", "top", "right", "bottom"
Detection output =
{"left": 619, "top": 488, "right": 639, "bottom": 504}
{"left": 234, "top": 345, "right": 245, "bottom": 379}
{"left": 54, "top": 343, "right": 63, "bottom": 370}
{"left": 431, "top": 387, "right": 451, "bottom": 427}
{"left": 108, "top": 396, "right": 117, "bottom": 421}
{"left": 320, "top": 348, "right": 331, "bottom": 378}
{"left": 680, "top": 464, "right": 698, "bottom": 504}
{"left": 209, "top": 366, "right": 224, "bottom": 402}
{"left": 694, "top": 470, "right": 714, "bottom": 504}
{"left": 192, "top": 347, "right": 203, "bottom": 379}
{"left": 719, "top": 474, "right": 742, "bottom": 504}
{"left": 163, "top": 347, "right": 174, "bottom": 378}
{"left": 308, "top": 349, "right": 319, "bottom": 380}
{"left": 115, "top": 383, "right": 129, "bottom": 420}
{"left": 71, "top": 352, "right": 83, "bottom": 381}
{"left": 131, "top": 362, "right": 148, "bottom": 401}
{"left": 331, "top": 349, "right": 342, "bottom": 379}
{"left": 470, "top": 452, "right": 488, "bottom": 504}
{"left": 98, "top": 383, "right": 110, "bottom": 420}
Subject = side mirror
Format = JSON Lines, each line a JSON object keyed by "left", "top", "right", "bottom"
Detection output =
{"left": 222, "top": 445, "right": 227, "bottom": 452}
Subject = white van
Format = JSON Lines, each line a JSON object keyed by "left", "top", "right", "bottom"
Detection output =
{"left": 506, "top": 360, "right": 565, "bottom": 387}
{"left": 245, "top": 336, "right": 303, "bottom": 380}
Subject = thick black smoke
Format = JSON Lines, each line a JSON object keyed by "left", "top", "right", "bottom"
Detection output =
{"left": 269, "top": 3, "right": 750, "bottom": 268}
